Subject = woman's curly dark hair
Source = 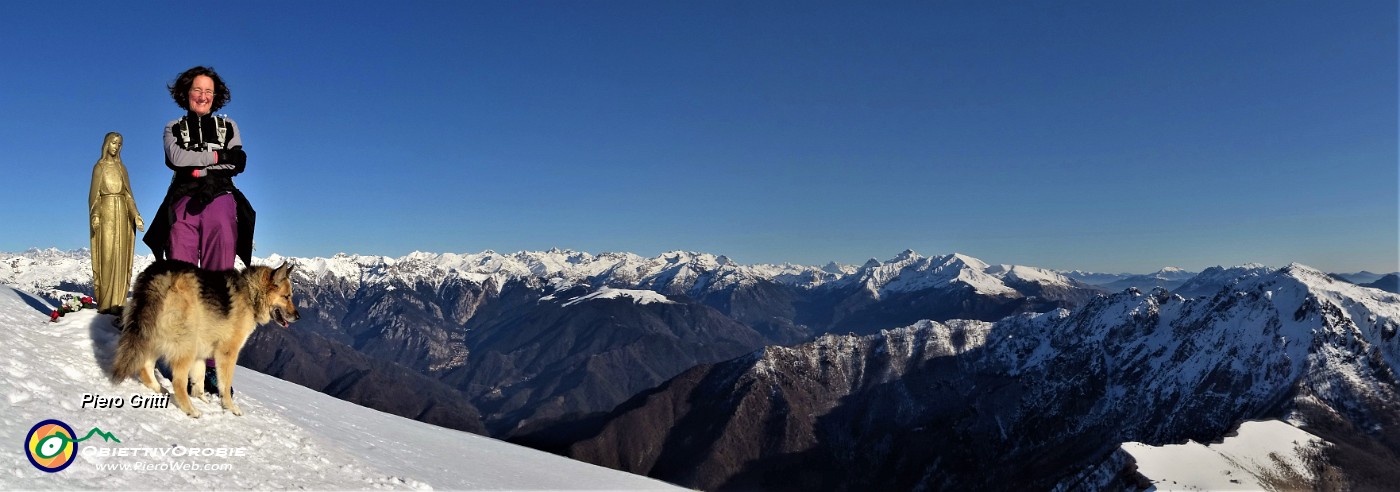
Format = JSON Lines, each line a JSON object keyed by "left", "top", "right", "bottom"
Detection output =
{"left": 168, "top": 66, "right": 231, "bottom": 112}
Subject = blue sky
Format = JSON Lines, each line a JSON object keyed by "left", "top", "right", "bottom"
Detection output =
{"left": 1, "top": 1, "right": 1395, "bottom": 273}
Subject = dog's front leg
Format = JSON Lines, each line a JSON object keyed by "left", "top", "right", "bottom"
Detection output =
{"left": 215, "top": 350, "right": 242, "bottom": 416}
{"left": 169, "top": 356, "right": 202, "bottom": 418}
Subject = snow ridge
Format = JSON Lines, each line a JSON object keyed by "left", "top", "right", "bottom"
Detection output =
{"left": 1173, "top": 263, "right": 1277, "bottom": 297}
{"left": 835, "top": 250, "right": 1074, "bottom": 298}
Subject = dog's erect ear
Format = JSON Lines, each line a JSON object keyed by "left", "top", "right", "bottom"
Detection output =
{"left": 272, "top": 262, "right": 294, "bottom": 283}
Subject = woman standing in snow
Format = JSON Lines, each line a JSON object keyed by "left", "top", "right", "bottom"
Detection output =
{"left": 89, "top": 132, "right": 144, "bottom": 315}
{"left": 143, "top": 65, "right": 255, "bottom": 271}
{"left": 142, "top": 66, "right": 256, "bottom": 392}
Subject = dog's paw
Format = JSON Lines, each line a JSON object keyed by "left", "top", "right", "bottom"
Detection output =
{"left": 184, "top": 407, "right": 202, "bottom": 419}
{"left": 227, "top": 404, "right": 243, "bottom": 417}
{"left": 194, "top": 393, "right": 210, "bottom": 403}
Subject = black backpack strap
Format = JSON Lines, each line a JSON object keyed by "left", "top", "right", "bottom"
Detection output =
{"left": 175, "top": 118, "right": 191, "bottom": 148}
{"left": 214, "top": 115, "right": 229, "bottom": 150}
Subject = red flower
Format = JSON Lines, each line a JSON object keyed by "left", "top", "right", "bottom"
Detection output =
{"left": 50, "top": 310, "right": 60, "bottom": 322}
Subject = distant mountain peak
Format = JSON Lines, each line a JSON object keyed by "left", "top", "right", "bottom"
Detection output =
{"left": 822, "top": 261, "right": 848, "bottom": 274}
{"left": 946, "top": 252, "right": 992, "bottom": 270}
{"left": 837, "top": 251, "right": 1059, "bottom": 298}
{"left": 892, "top": 249, "right": 921, "bottom": 262}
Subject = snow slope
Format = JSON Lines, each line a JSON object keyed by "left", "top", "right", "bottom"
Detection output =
{"left": 0, "top": 286, "right": 687, "bottom": 491}
{"left": 555, "top": 287, "right": 677, "bottom": 307}
{"left": 1123, "top": 420, "right": 1326, "bottom": 491}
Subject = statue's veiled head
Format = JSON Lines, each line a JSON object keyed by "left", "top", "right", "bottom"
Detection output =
{"left": 102, "top": 132, "right": 122, "bottom": 160}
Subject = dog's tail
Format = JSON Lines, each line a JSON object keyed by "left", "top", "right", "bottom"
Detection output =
{"left": 109, "top": 330, "right": 147, "bottom": 384}
{"left": 109, "top": 271, "right": 167, "bottom": 384}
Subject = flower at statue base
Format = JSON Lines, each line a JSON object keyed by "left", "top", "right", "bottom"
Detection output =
{"left": 50, "top": 294, "right": 95, "bottom": 322}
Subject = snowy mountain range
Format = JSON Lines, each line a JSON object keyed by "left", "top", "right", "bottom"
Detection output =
{"left": 6, "top": 247, "right": 1400, "bottom": 490}
{"left": 3, "top": 248, "right": 1104, "bottom": 437}
{"left": 3, "top": 247, "right": 1085, "bottom": 302}
{"left": 531, "top": 263, "right": 1400, "bottom": 490}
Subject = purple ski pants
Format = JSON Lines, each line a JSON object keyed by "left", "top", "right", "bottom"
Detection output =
{"left": 169, "top": 194, "right": 238, "bottom": 271}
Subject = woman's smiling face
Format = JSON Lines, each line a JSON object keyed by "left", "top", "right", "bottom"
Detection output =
{"left": 188, "top": 75, "right": 214, "bottom": 115}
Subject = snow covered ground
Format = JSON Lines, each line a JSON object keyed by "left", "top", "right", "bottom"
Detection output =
{"left": 1122, "top": 420, "right": 1326, "bottom": 491}
{"left": 0, "top": 286, "right": 688, "bottom": 491}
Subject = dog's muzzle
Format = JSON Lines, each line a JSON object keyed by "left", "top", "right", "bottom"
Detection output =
{"left": 272, "top": 306, "right": 299, "bottom": 328}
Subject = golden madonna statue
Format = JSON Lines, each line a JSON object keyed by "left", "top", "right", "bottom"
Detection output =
{"left": 89, "top": 132, "right": 145, "bottom": 314}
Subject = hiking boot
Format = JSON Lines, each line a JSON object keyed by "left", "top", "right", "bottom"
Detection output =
{"left": 187, "top": 369, "right": 233, "bottom": 396}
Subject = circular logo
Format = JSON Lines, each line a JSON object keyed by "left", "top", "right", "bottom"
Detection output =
{"left": 25, "top": 419, "right": 77, "bottom": 473}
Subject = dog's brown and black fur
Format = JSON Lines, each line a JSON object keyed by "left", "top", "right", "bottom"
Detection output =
{"left": 110, "top": 259, "right": 299, "bottom": 418}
